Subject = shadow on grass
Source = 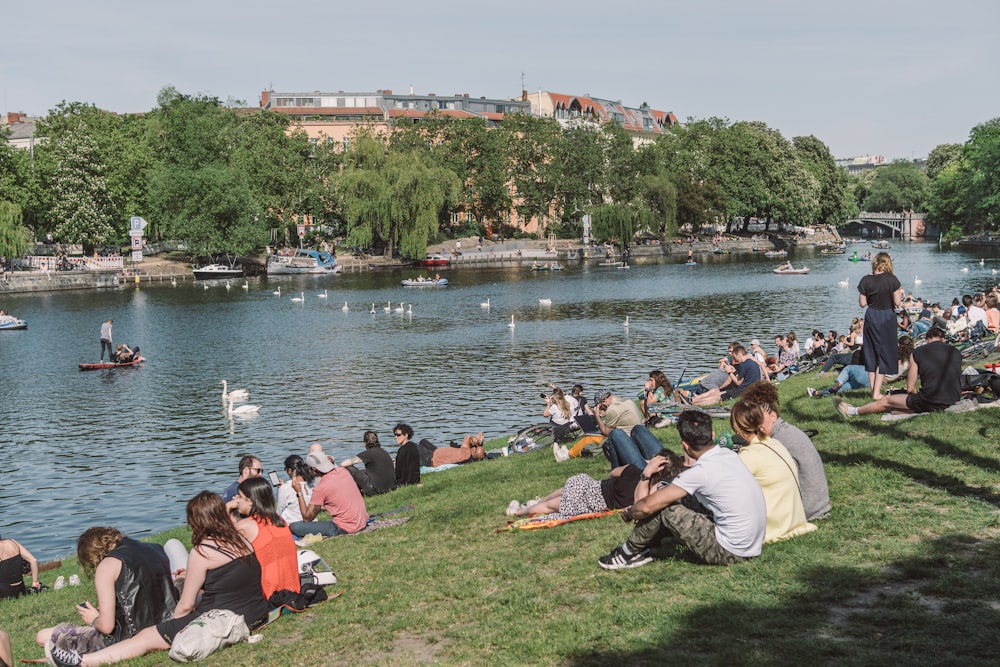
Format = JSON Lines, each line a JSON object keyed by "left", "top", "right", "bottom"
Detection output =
{"left": 566, "top": 534, "right": 1000, "bottom": 665}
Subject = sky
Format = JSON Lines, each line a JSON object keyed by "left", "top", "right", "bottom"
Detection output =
{"left": 3, "top": 0, "right": 998, "bottom": 161}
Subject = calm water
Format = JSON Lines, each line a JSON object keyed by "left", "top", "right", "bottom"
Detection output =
{"left": 2, "top": 241, "right": 997, "bottom": 560}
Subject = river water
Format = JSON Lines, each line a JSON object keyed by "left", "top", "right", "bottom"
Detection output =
{"left": 2, "top": 241, "right": 997, "bottom": 560}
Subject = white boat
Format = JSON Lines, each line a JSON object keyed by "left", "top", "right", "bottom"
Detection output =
{"left": 401, "top": 278, "right": 448, "bottom": 287}
{"left": 192, "top": 263, "right": 244, "bottom": 280}
{"left": 0, "top": 315, "right": 27, "bottom": 330}
{"left": 773, "top": 264, "right": 810, "bottom": 275}
{"left": 266, "top": 248, "right": 341, "bottom": 275}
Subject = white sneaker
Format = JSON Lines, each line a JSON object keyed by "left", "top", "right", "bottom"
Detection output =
{"left": 654, "top": 417, "right": 672, "bottom": 428}
{"left": 506, "top": 500, "right": 521, "bottom": 516}
{"left": 68, "top": 574, "right": 81, "bottom": 586}
{"left": 53, "top": 575, "right": 66, "bottom": 590}
{"left": 806, "top": 387, "right": 817, "bottom": 397}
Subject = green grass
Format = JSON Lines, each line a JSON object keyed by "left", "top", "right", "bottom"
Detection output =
{"left": 4, "top": 363, "right": 1000, "bottom": 666}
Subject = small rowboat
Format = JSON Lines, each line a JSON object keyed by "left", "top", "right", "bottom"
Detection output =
{"left": 79, "top": 356, "right": 145, "bottom": 371}
{"left": 773, "top": 266, "right": 810, "bottom": 275}
{"left": 401, "top": 278, "right": 448, "bottom": 287}
{"left": 0, "top": 317, "right": 27, "bottom": 330}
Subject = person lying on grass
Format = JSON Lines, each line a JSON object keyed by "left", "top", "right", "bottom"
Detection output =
{"left": 597, "top": 410, "right": 766, "bottom": 570}
{"left": 507, "top": 449, "right": 685, "bottom": 519}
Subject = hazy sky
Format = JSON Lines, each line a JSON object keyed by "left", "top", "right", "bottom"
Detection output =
{"left": 4, "top": 0, "right": 997, "bottom": 160}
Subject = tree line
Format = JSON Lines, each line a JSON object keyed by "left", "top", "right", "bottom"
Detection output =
{"left": 1, "top": 85, "right": 997, "bottom": 262}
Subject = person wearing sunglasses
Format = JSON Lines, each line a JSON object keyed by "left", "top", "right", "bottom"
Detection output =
{"left": 220, "top": 455, "right": 263, "bottom": 503}
{"left": 392, "top": 423, "right": 421, "bottom": 487}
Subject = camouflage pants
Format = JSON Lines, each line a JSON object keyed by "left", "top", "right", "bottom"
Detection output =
{"left": 626, "top": 503, "right": 746, "bottom": 566}
{"left": 48, "top": 623, "right": 110, "bottom": 653}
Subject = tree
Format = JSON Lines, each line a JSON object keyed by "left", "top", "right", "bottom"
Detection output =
{"left": 638, "top": 173, "right": 677, "bottom": 239}
{"left": 793, "top": 135, "right": 856, "bottom": 225}
{"left": 0, "top": 201, "right": 31, "bottom": 259}
{"left": 862, "top": 160, "right": 929, "bottom": 212}
{"left": 589, "top": 203, "right": 633, "bottom": 246}
{"left": 501, "top": 114, "right": 564, "bottom": 235}
{"left": 963, "top": 117, "right": 1000, "bottom": 231}
{"left": 925, "top": 143, "right": 962, "bottom": 181}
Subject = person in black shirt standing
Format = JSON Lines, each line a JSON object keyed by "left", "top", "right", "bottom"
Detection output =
{"left": 857, "top": 252, "right": 904, "bottom": 400}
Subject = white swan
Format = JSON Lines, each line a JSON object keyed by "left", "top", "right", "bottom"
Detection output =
{"left": 914, "top": 275, "right": 922, "bottom": 285}
{"left": 170, "top": 277, "right": 177, "bottom": 287}
{"left": 225, "top": 282, "right": 231, "bottom": 291}
{"left": 227, "top": 394, "right": 259, "bottom": 416}
{"left": 406, "top": 304, "right": 413, "bottom": 315}
{"left": 480, "top": 298, "right": 490, "bottom": 308}
{"left": 370, "top": 303, "right": 376, "bottom": 314}
{"left": 272, "top": 287, "right": 281, "bottom": 296}
{"left": 220, "top": 380, "right": 249, "bottom": 403}
{"left": 383, "top": 301, "right": 391, "bottom": 313}
{"left": 624, "top": 315, "right": 630, "bottom": 328}
{"left": 394, "top": 302, "right": 405, "bottom": 313}
{"left": 538, "top": 298, "right": 552, "bottom": 306}
{"left": 837, "top": 277, "right": 849, "bottom": 287}
{"left": 508, "top": 314, "right": 516, "bottom": 329}
{"left": 342, "top": 301, "right": 349, "bottom": 312}
{"left": 290, "top": 292, "right": 304, "bottom": 303}
{"left": 242, "top": 281, "right": 249, "bottom": 290}
{"left": 203, "top": 283, "right": 209, "bottom": 290}
{"left": 980, "top": 258, "right": 985, "bottom": 266}
{"left": 317, "top": 289, "right": 328, "bottom": 299}
{"left": 960, "top": 267, "right": 969, "bottom": 273}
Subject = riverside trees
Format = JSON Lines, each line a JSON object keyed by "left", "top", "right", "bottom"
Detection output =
{"left": 3, "top": 85, "right": 997, "bottom": 254}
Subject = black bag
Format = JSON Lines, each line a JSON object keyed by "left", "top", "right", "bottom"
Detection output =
{"left": 961, "top": 370, "right": 1000, "bottom": 396}
{"left": 417, "top": 439, "right": 436, "bottom": 468}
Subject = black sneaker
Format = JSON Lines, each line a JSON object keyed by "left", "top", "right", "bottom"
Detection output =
{"left": 598, "top": 546, "right": 653, "bottom": 570}
{"left": 49, "top": 645, "right": 83, "bottom": 667}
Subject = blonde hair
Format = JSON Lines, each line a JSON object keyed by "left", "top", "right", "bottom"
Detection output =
{"left": 872, "top": 252, "right": 893, "bottom": 274}
{"left": 729, "top": 400, "right": 767, "bottom": 442}
{"left": 551, "top": 387, "right": 570, "bottom": 417}
{"left": 77, "top": 527, "right": 124, "bottom": 579}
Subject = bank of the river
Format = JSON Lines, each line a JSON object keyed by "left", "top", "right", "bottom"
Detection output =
{"left": 3, "top": 367, "right": 999, "bottom": 666}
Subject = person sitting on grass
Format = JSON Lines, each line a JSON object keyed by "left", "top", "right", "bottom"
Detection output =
{"left": 592, "top": 389, "right": 666, "bottom": 470}
{"left": 834, "top": 326, "right": 962, "bottom": 418}
{"left": 728, "top": 400, "right": 817, "bottom": 543}
{"left": 0, "top": 534, "right": 41, "bottom": 599}
{"left": 36, "top": 528, "right": 179, "bottom": 658}
{"left": 228, "top": 477, "right": 300, "bottom": 600}
{"left": 542, "top": 387, "right": 579, "bottom": 442}
{"left": 45, "top": 492, "right": 269, "bottom": 667}
{"left": 691, "top": 344, "right": 762, "bottom": 406}
{"left": 639, "top": 370, "right": 674, "bottom": 421}
{"left": 339, "top": 431, "right": 396, "bottom": 496}
{"left": 597, "top": 410, "right": 766, "bottom": 570}
{"left": 507, "top": 450, "right": 686, "bottom": 518}
{"left": 289, "top": 452, "right": 369, "bottom": 538}
{"left": 808, "top": 336, "right": 914, "bottom": 400}
{"left": 391, "top": 423, "right": 421, "bottom": 487}
{"left": 735, "top": 383, "right": 831, "bottom": 522}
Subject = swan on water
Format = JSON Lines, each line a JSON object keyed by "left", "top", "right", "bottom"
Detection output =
{"left": 383, "top": 301, "right": 391, "bottom": 313}
{"left": 225, "top": 282, "right": 231, "bottom": 291}
{"left": 508, "top": 314, "right": 516, "bottom": 329}
{"left": 170, "top": 278, "right": 177, "bottom": 287}
{"left": 291, "top": 292, "right": 304, "bottom": 303}
{"left": 960, "top": 267, "right": 969, "bottom": 273}
{"left": 272, "top": 287, "right": 281, "bottom": 296}
{"left": 980, "top": 258, "right": 985, "bottom": 266}
{"left": 317, "top": 289, "right": 328, "bottom": 299}
{"left": 914, "top": 275, "right": 922, "bottom": 285}
{"left": 242, "top": 281, "right": 249, "bottom": 290}
{"left": 370, "top": 303, "right": 376, "bottom": 314}
{"left": 480, "top": 298, "right": 490, "bottom": 308}
{"left": 342, "top": 301, "right": 349, "bottom": 312}
{"left": 407, "top": 304, "right": 413, "bottom": 314}
{"left": 837, "top": 277, "right": 849, "bottom": 287}
{"left": 228, "top": 394, "right": 260, "bottom": 416}
{"left": 394, "top": 302, "right": 404, "bottom": 313}
{"left": 220, "top": 380, "right": 249, "bottom": 403}
{"left": 203, "top": 283, "right": 209, "bottom": 290}
{"left": 538, "top": 298, "right": 552, "bottom": 306}
{"left": 624, "top": 316, "right": 630, "bottom": 328}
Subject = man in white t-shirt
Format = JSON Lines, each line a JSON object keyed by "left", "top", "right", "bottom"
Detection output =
{"left": 598, "top": 410, "right": 766, "bottom": 570}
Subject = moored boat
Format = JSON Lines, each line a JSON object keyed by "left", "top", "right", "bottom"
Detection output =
{"left": 417, "top": 253, "right": 451, "bottom": 268}
{"left": 764, "top": 249, "right": 788, "bottom": 258}
{"left": 266, "top": 248, "right": 341, "bottom": 275}
{"left": 530, "top": 262, "right": 563, "bottom": 271}
{"left": 79, "top": 356, "right": 145, "bottom": 371}
{"left": 193, "top": 263, "right": 243, "bottom": 281}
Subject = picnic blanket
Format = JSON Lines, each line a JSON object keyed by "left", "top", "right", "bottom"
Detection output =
{"left": 497, "top": 509, "right": 621, "bottom": 533}
{"left": 880, "top": 397, "right": 998, "bottom": 421}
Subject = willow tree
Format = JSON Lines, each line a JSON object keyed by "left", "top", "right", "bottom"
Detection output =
{"left": 0, "top": 201, "right": 32, "bottom": 259}
{"left": 339, "top": 134, "right": 459, "bottom": 259}
{"left": 590, "top": 204, "right": 634, "bottom": 246}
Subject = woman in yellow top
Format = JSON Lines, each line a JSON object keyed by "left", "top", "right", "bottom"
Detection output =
{"left": 729, "top": 400, "right": 816, "bottom": 544}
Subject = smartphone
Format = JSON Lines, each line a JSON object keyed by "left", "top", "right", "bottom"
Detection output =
{"left": 267, "top": 471, "right": 280, "bottom": 486}
{"left": 540, "top": 393, "right": 548, "bottom": 399}
{"left": 78, "top": 602, "right": 89, "bottom": 608}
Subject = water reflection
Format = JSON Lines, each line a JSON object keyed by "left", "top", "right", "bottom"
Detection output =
{"left": 2, "top": 241, "right": 997, "bottom": 559}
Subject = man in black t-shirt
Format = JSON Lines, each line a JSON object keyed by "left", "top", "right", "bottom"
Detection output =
{"left": 340, "top": 431, "right": 396, "bottom": 496}
{"left": 835, "top": 327, "right": 962, "bottom": 417}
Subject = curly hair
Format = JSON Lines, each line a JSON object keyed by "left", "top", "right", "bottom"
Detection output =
{"left": 77, "top": 527, "right": 125, "bottom": 579}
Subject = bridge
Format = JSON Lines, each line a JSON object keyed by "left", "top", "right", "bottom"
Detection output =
{"left": 846, "top": 211, "right": 926, "bottom": 238}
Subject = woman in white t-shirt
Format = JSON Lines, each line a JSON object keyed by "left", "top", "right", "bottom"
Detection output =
{"left": 543, "top": 388, "right": 578, "bottom": 441}
{"left": 276, "top": 455, "right": 315, "bottom": 524}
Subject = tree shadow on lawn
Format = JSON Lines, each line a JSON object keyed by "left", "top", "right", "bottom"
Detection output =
{"left": 565, "top": 534, "right": 1000, "bottom": 666}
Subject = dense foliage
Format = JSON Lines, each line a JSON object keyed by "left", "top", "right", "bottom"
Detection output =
{"left": 1, "top": 87, "right": 997, "bottom": 256}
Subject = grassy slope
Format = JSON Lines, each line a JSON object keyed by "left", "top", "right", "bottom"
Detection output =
{"left": 4, "top": 367, "right": 1000, "bottom": 666}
